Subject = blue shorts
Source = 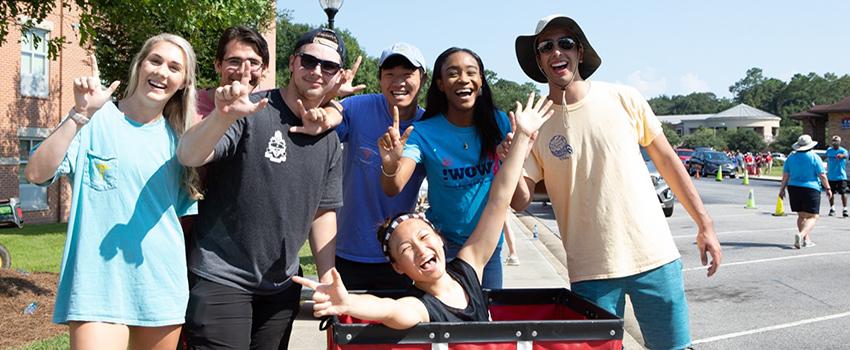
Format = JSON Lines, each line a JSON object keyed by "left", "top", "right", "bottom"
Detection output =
{"left": 444, "top": 239, "right": 503, "bottom": 289}
{"left": 570, "top": 259, "right": 690, "bottom": 350}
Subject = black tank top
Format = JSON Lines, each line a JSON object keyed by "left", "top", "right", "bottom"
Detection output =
{"left": 409, "top": 258, "right": 490, "bottom": 322}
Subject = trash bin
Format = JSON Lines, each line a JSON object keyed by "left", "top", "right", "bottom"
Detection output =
{"left": 325, "top": 288, "right": 623, "bottom": 350}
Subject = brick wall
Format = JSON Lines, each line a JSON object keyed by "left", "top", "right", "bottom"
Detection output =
{"left": 826, "top": 112, "right": 850, "bottom": 147}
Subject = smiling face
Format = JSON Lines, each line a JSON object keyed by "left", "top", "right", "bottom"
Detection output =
{"left": 133, "top": 41, "right": 187, "bottom": 105}
{"left": 534, "top": 27, "right": 584, "bottom": 87}
{"left": 380, "top": 64, "right": 423, "bottom": 109}
{"left": 215, "top": 40, "right": 266, "bottom": 88}
{"left": 288, "top": 43, "right": 343, "bottom": 101}
{"left": 387, "top": 219, "right": 446, "bottom": 283}
{"left": 436, "top": 51, "right": 482, "bottom": 113}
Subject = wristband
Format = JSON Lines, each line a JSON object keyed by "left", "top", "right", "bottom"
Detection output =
{"left": 68, "top": 107, "right": 89, "bottom": 125}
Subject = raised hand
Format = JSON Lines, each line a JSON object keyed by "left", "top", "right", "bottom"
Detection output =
{"left": 510, "top": 92, "right": 554, "bottom": 138}
{"left": 289, "top": 99, "right": 334, "bottom": 135}
{"left": 292, "top": 268, "right": 351, "bottom": 318}
{"left": 378, "top": 106, "right": 413, "bottom": 167}
{"left": 332, "top": 55, "right": 366, "bottom": 99}
{"left": 74, "top": 54, "right": 120, "bottom": 116}
{"left": 215, "top": 61, "right": 269, "bottom": 120}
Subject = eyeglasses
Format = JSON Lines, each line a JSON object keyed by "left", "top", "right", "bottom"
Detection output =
{"left": 297, "top": 52, "right": 342, "bottom": 76}
{"left": 223, "top": 57, "right": 264, "bottom": 72}
{"left": 536, "top": 37, "right": 577, "bottom": 55}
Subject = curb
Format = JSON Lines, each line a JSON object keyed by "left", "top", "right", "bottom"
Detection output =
{"left": 514, "top": 210, "right": 647, "bottom": 350}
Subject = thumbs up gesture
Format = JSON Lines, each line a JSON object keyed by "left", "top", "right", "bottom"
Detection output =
{"left": 73, "top": 54, "right": 121, "bottom": 116}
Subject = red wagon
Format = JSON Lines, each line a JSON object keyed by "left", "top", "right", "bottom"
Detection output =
{"left": 325, "top": 288, "right": 623, "bottom": 350}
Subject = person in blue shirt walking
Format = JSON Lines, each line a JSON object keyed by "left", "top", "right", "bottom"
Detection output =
{"left": 825, "top": 135, "right": 848, "bottom": 217}
{"left": 779, "top": 135, "right": 833, "bottom": 249}
{"left": 378, "top": 47, "right": 511, "bottom": 289}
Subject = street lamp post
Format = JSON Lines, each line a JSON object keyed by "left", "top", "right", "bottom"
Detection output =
{"left": 319, "top": 0, "right": 344, "bottom": 30}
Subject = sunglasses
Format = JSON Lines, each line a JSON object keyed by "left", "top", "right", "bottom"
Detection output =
{"left": 297, "top": 52, "right": 342, "bottom": 76}
{"left": 536, "top": 37, "right": 578, "bottom": 55}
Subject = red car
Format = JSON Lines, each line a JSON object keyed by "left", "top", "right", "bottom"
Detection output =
{"left": 675, "top": 148, "right": 695, "bottom": 165}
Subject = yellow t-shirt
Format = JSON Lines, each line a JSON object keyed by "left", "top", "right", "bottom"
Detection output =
{"left": 524, "top": 81, "right": 680, "bottom": 282}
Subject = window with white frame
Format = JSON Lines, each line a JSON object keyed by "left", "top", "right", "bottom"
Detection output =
{"left": 20, "top": 29, "right": 50, "bottom": 98}
{"left": 18, "top": 138, "right": 48, "bottom": 211}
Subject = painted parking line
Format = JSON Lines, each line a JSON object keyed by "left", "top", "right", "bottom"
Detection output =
{"left": 672, "top": 224, "right": 850, "bottom": 239}
{"left": 692, "top": 311, "right": 850, "bottom": 345}
{"left": 682, "top": 251, "right": 850, "bottom": 272}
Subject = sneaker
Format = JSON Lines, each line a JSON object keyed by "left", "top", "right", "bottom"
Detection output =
{"left": 829, "top": 208, "right": 836, "bottom": 216}
{"left": 844, "top": 209, "right": 848, "bottom": 218}
{"left": 794, "top": 233, "right": 802, "bottom": 249}
{"left": 505, "top": 255, "right": 520, "bottom": 266}
{"left": 804, "top": 240, "right": 816, "bottom": 247}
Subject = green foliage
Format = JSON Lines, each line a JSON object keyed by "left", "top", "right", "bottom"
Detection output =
{"left": 85, "top": 0, "right": 276, "bottom": 89}
{"left": 487, "top": 70, "right": 540, "bottom": 112}
{"left": 16, "top": 333, "right": 69, "bottom": 350}
{"left": 0, "top": 0, "right": 72, "bottom": 59}
{"left": 661, "top": 122, "right": 681, "bottom": 146}
{"left": 770, "top": 124, "right": 803, "bottom": 155}
{"left": 649, "top": 92, "right": 734, "bottom": 115}
{"left": 681, "top": 128, "right": 726, "bottom": 150}
{"left": 0, "top": 223, "right": 67, "bottom": 273}
{"left": 724, "top": 128, "right": 766, "bottom": 153}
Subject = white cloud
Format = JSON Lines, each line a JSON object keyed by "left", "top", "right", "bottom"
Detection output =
{"left": 679, "top": 73, "right": 710, "bottom": 94}
{"left": 625, "top": 68, "right": 668, "bottom": 98}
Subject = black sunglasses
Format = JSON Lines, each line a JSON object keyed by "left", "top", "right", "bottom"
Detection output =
{"left": 297, "top": 52, "right": 342, "bottom": 75}
{"left": 536, "top": 37, "right": 577, "bottom": 55}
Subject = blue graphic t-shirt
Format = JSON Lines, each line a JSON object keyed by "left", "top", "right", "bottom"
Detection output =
{"left": 335, "top": 94, "right": 426, "bottom": 263}
{"left": 825, "top": 147, "right": 847, "bottom": 180}
{"left": 784, "top": 150, "right": 826, "bottom": 190}
{"left": 402, "top": 111, "right": 510, "bottom": 245}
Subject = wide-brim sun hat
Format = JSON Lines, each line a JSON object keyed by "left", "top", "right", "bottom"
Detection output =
{"left": 792, "top": 134, "right": 818, "bottom": 151}
{"left": 515, "top": 14, "right": 602, "bottom": 83}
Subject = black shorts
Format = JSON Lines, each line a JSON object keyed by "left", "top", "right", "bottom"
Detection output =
{"left": 788, "top": 185, "right": 822, "bottom": 214}
{"left": 829, "top": 180, "right": 848, "bottom": 194}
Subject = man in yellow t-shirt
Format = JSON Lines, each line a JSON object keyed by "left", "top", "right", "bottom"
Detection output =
{"left": 510, "top": 14, "right": 723, "bottom": 350}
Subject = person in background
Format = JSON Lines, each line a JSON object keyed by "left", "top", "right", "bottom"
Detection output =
{"left": 779, "top": 134, "right": 832, "bottom": 249}
{"left": 825, "top": 135, "right": 848, "bottom": 217}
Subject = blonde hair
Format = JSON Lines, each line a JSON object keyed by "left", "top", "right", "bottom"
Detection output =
{"left": 125, "top": 33, "right": 203, "bottom": 200}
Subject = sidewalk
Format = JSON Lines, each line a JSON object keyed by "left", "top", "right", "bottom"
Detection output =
{"left": 288, "top": 213, "right": 644, "bottom": 349}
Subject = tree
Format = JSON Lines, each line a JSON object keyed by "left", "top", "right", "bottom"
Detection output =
{"left": 486, "top": 70, "right": 540, "bottom": 112}
{"left": 1, "top": 1, "right": 77, "bottom": 59}
{"left": 661, "top": 122, "right": 681, "bottom": 147}
{"left": 723, "top": 129, "right": 766, "bottom": 153}
{"left": 681, "top": 128, "right": 725, "bottom": 150}
{"left": 648, "top": 92, "right": 733, "bottom": 116}
{"left": 770, "top": 124, "right": 803, "bottom": 155}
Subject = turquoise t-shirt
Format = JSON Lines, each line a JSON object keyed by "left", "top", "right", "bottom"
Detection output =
{"left": 47, "top": 102, "right": 197, "bottom": 326}
{"left": 402, "top": 111, "right": 510, "bottom": 245}
{"left": 784, "top": 150, "right": 826, "bottom": 190}
{"left": 825, "top": 147, "right": 847, "bottom": 180}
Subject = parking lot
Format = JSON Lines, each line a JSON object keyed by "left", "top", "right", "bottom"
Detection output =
{"left": 527, "top": 176, "right": 850, "bottom": 349}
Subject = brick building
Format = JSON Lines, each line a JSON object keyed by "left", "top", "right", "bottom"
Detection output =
{"left": 1, "top": 5, "right": 276, "bottom": 224}
{"left": 791, "top": 97, "right": 850, "bottom": 149}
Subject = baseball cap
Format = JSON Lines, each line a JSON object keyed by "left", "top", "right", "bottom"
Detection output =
{"left": 379, "top": 42, "right": 426, "bottom": 70}
{"left": 294, "top": 28, "right": 346, "bottom": 65}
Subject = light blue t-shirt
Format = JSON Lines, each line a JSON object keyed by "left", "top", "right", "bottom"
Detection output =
{"left": 402, "top": 111, "right": 510, "bottom": 245}
{"left": 784, "top": 150, "right": 826, "bottom": 190}
{"left": 336, "top": 94, "right": 426, "bottom": 263}
{"left": 825, "top": 147, "right": 847, "bottom": 180}
{"left": 46, "top": 102, "right": 196, "bottom": 326}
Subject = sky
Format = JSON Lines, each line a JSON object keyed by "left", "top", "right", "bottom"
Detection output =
{"left": 278, "top": 1, "right": 849, "bottom": 99}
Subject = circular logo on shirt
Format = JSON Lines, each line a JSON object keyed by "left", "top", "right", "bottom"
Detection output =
{"left": 549, "top": 135, "right": 573, "bottom": 160}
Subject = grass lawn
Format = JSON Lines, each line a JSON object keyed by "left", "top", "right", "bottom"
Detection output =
{"left": 14, "top": 334, "right": 68, "bottom": 350}
{"left": 0, "top": 223, "right": 66, "bottom": 273}
{"left": 299, "top": 242, "right": 317, "bottom": 277}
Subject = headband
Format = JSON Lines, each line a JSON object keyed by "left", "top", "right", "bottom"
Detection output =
{"left": 381, "top": 212, "right": 435, "bottom": 255}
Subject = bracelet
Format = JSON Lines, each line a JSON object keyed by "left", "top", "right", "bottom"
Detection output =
{"left": 68, "top": 107, "right": 90, "bottom": 125}
{"left": 381, "top": 165, "right": 398, "bottom": 177}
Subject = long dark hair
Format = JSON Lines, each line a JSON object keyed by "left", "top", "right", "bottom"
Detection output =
{"left": 423, "top": 47, "right": 501, "bottom": 159}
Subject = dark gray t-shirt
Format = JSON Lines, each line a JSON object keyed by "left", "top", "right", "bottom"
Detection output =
{"left": 189, "top": 89, "right": 343, "bottom": 294}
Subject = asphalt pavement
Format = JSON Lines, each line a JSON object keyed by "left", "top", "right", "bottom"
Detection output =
{"left": 526, "top": 174, "right": 850, "bottom": 349}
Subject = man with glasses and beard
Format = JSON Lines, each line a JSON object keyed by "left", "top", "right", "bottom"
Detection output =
{"left": 177, "top": 28, "right": 348, "bottom": 349}
{"left": 508, "top": 15, "right": 723, "bottom": 350}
